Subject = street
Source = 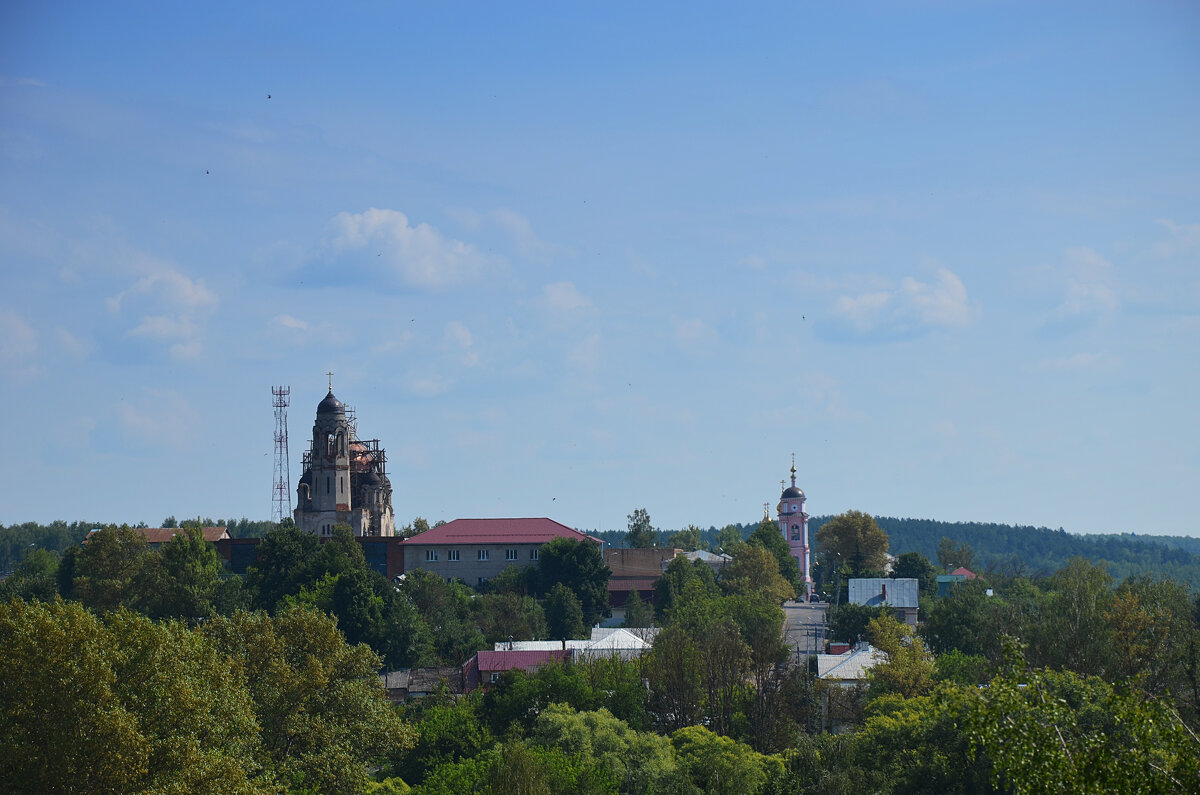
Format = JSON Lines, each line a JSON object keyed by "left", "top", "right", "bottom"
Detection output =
{"left": 782, "top": 600, "right": 828, "bottom": 657}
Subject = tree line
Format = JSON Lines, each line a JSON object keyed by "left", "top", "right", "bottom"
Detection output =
{"left": 4, "top": 510, "right": 1200, "bottom": 792}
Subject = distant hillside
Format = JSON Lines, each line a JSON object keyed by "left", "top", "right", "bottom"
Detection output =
{"left": 593, "top": 517, "right": 1200, "bottom": 591}
{"left": 0, "top": 517, "right": 277, "bottom": 574}
{"left": 816, "top": 516, "right": 1200, "bottom": 591}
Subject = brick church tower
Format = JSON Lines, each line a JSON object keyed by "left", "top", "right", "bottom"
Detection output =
{"left": 777, "top": 458, "right": 813, "bottom": 600}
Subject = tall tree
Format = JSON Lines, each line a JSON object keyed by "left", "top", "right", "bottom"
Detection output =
{"left": 0, "top": 547, "right": 61, "bottom": 602}
{"left": 72, "top": 526, "right": 155, "bottom": 613}
{"left": 397, "top": 569, "right": 485, "bottom": 665}
{"left": 151, "top": 525, "right": 225, "bottom": 620}
{"left": 666, "top": 525, "right": 703, "bottom": 551}
{"left": 653, "top": 556, "right": 718, "bottom": 619}
{"left": 625, "top": 509, "right": 657, "bottom": 549}
{"left": 534, "top": 538, "right": 611, "bottom": 626}
{"left": 530, "top": 703, "right": 680, "bottom": 794}
{"left": 866, "top": 613, "right": 935, "bottom": 699}
{"left": 244, "top": 522, "right": 320, "bottom": 611}
{"left": 815, "top": 510, "right": 889, "bottom": 576}
{"left": 747, "top": 518, "right": 802, "bottom": 588}
{"left": 622, "top": 589, "right": 654, "bottom": 629}
{"left": 894, "top": 550, "right": 939, "bottom": 596}
{"left": 721, "top": 543, "right": 795, "bottom": 605}
{"left": 546, "top": 583, "right": 587, "bottom": 639}
{"left": 0, "top": 599, "right": 267, "bottom": 794}
{"left": 644, "top": 625, "right": 703, "bottom": 732}
{"left": 670, "top": 726, "right": 769, "bottom": 795}
{"left": 937, "top": 537, "right": 975, "bottom": 571}
{"left": 1026, "top": 557, "right": 1115, "bottom": 677}
{"left": 202, "top": 606, "right": 415, "bottom": 792}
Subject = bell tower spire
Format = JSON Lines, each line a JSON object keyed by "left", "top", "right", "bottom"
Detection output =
{"left": 776, "top": 455, "right": 813, "bottom": 601}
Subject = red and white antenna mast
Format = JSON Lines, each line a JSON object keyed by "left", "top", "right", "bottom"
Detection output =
{"left": 272, "top": 386, "right": 291, "bottom": 523}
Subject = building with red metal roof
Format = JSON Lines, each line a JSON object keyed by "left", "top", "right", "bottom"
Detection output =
{"left": 398, "top": 517, "right": 602, "bottom": 588}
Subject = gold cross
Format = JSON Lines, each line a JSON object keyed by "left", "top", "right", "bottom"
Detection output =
{"left": 326, "top": 371, "right": 334, "bottom": 391}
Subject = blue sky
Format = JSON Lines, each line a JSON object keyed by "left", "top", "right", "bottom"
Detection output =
{"left": 2, "top": 2, "right": 1197, "bottom": 535}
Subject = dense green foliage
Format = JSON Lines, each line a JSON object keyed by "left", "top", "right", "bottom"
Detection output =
{"left": 0, "top": 599, "right": 411, "bottom": 793}
{"left": 7, "top": 511, "right": 1200, "bottom": 793}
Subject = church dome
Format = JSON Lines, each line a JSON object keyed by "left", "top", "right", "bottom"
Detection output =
{"left": 782, "top": 486, "right": 805, "bottom": 500}
{"left": 317, "top": 391, "right": 344, "bottom": 414}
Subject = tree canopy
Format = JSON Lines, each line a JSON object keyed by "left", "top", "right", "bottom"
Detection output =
{"left": 815, "top": 510, "right": 889, "bottom": 575}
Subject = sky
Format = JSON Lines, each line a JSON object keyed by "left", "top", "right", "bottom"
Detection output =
{"left": 1, "top": 2, "right": 1198, "bottom": 536}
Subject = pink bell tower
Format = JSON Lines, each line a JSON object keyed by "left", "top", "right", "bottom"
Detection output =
{"left": 777, "top": 455, "right": 812, "bottom": 601}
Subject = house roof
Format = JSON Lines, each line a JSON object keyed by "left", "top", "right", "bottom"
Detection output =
{"left": 685, "top": 550, "right": 731, "bottom": 565}
{"left": 848, "top": 578, "right": 919, "bottom": 609}
{"left": 607, "top": 577, "right": 659, "bottom": 593}
{"left": 951, "top": 567, "right": 978, "bottom": 579}
{"left": 817, "top": 644, "right": 887, "bottom": 680}
{"left": 88, "top": 527, "right": 231, "bottom": 544}
{"left": 142, "top": 527, "right": 230, "bottom": 543}
{"left": 401, "top": 518, "right": 601, "bottom": 546}
{"left": 476, "top": 649, "right": 571, "bottom": 671}
{"left": 605, "top": 547, "right": 678, "bottom": 577}
{"left": 492, "top": 629, "right": 656, "bottom": 656}
{"left": 407, "top": 666, "right": 463, "bottom": 693}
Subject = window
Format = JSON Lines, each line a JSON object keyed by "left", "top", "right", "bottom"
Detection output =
{"left": 505, "top": 549, "right": 518, "bottom": 561}
{"left": 326, "top": 476, "right": 331, "bottom": 494}
{"left": 530, "top": 548, "right": 539, "bottom": 561}
{"left": 490, "top": 672, "right": 502, "bottom": 683}
{"left": 478, "top": 549, "right": 490, "bottom": 561}
{"left": 425, "top": 549, "right": 438, "bottom": 562}
{"left": 477, "top": 577, "right": 488, "bottom": 587}
{"left": 448, "top": 549, "right": 460, "bottom": 562}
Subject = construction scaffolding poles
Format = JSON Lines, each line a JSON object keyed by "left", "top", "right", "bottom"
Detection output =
{"left": 272, "top": 386, "right": 291, "bottom": 524}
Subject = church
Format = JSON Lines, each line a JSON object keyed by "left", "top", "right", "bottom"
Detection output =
{"left": 293, "top": 386, "right": 396, "bottom": 537}
{"left": 777, "top": 459, "right": 814, "bottom": 600}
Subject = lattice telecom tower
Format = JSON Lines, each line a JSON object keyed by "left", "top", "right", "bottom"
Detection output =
{"left": 272, "top": 386, "right": 292, "bottom": 523}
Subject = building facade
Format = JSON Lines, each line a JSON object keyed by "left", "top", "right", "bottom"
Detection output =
{"left": 294, "top": 388, "right": 396, "bottom": 537}
{"left": 399, "top": 517, "right": 602, "bottom": 588}
{"left": 777, "top": 460, "right": 813, "bottom": 600}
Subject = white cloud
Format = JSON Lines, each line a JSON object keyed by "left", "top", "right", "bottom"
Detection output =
{"left": 328, "top": 208, "right": 495, "bottom": 289}
{"left": 444, "top": 321, "right": 478, "bottom": 366}
{"left": 107, "top": 269, "right": 216, "bottom": 313}
{"left": 1039, "top": 352, "right": 1120, "bottom": 371}
{"left": 672, "top": 318, "right": 718, "bottom": 353}
{"left": 568, "top": 334, "right": 602, "bottom": 373}
{"left": 832, "top": 291, "right": 893, "bottom": 333}
{"left": 540, "top": 281, "right": 593, "bottom": 313}
{"left": 1151, "top": 219, "right": 1200, "bottom": 259}
{"left": 444, "top": 321, "right": 472, "bottom": 348}
{"left": 1051, "top": 247, "right": 1118, "bottom": 318}
{"left": 273, "top": 314, "right": 308, "bottom": 330}
{"left": 126, "top": 315, "right": 198, "bottom": 340}
{"left": 0, "top": 76, "right": 46, "bottom": 87}
{"left": 900, "top": 268, "right": 972, "bottom": 327}
{"left": 450, "top": 207, "right": 556, "bottom": 261}
{"left": 805, "top": 372, "right": 858, "bottom": 420}
{"left": 830, "top": 267, "right": 974, "bottom": 338}
{"left": 55, "top": 327, "right": 93, "bottom": 358}
{"left": 116, "top": 389, "right": 201, "bottom": 448}
{"left": 406, "top": 374, "right": 454, "bottom": 397}
{"left": 0, "top": 311, "right": 37, "bottom": 359}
